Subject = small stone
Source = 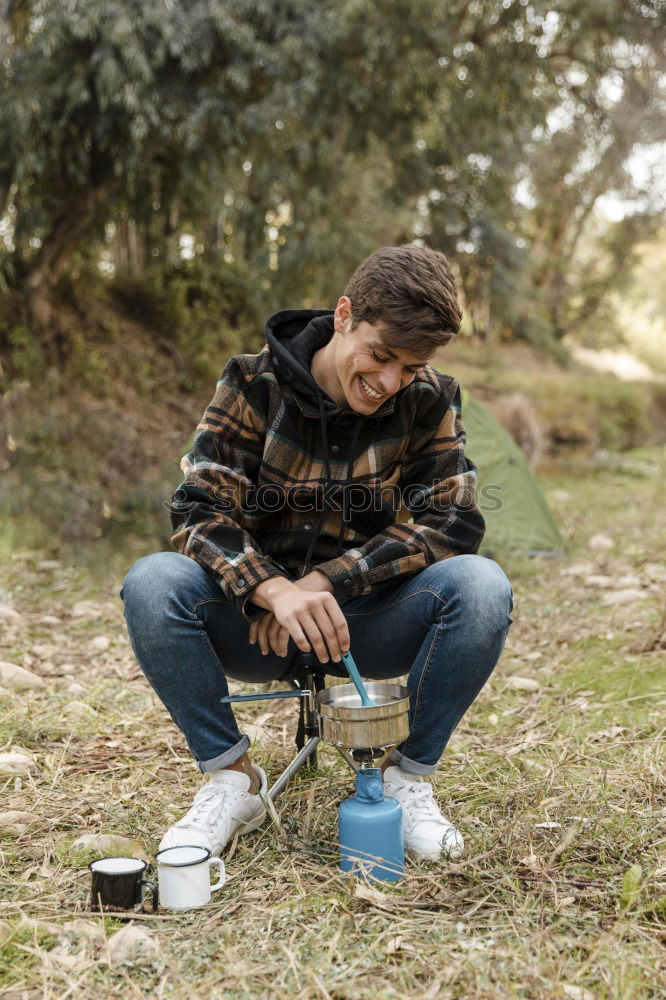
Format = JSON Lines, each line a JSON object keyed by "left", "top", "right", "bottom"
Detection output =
{"left": 0, "top": 604, "right": 23, "bottom": 623}
{"left": 560, "top": 561, "right": 595, "bottom": 577}
{"left": 602, "top": 588, "right": 648, "bottom": 606}
{"left": 67, "top": 681, "right": 86, "bottom": 696}
{"left": 105, "top": 925, "right": 158, "bottom": 964}
{"left": 587, "top": 533, "right": 614, "bottom": 550}
{"left": 32, "top": 642, "right": 57, "bottom": 657}
{"left": 36, "top": 660, "right": 58, "bottom": 676}
{"left": 37, "top": 559, "right": 62, "bottom": 571}
{"left": 644, "top": 563, "right": 666, "bottom": 583}
{"left": 505, "top": 676, "right": 541, "bottom": 693}
{"left": 562, "top": 986, "right": 595, "bottom": 1000}
{"left": 71, "top": 600, "right": 104, "bottom": 618}
{"left": 583, "top": 574, "right": 614, "bottom": 588}
{"left": 0, "top": 661, "right": 46, "bottom": 691}
{"left": 63, "top": 700, "right": 98, "bottom": 718}
{"left": 0, "top": 751, "right": 36, "bottom": 775}
{"left": 69, "top": 833, "right": 148, "bottom": 862}
{"left": 89, "top": 636, "right": 111, "bottom": 653}
{"left": 615, "top": 574, "right": 641, "bottom": 588}
{"left": 10, "top": 549, "right": 41, "bottom": 562}
{"left": 38, "top": 615, "right": 62, "bottom": 625}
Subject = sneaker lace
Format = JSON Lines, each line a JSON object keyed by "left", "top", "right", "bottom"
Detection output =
{"left": 403, "top": 783, "right": 450, "bottom": 828}
{"left": 179, "top": 781, "right": 233, "bottom": 832}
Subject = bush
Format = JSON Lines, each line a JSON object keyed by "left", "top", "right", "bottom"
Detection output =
{"left": 535, "top": 376, "right": 652, "bottom": 452}
{"left": 109, "top": 252, "right": 266, "bottom": 381}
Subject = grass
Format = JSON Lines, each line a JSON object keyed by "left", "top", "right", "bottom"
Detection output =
{"left": 1, "top": 447, "right": 665, "bottom": 998}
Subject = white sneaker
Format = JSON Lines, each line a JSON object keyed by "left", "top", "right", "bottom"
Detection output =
{"left": 159, "top": 765, "right": 268, "bottom": 857}
{"left": 383, "top": 766, "right": 464, "bottom": 861}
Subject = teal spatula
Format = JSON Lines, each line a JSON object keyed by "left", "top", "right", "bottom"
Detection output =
{"left": 341, "top": 650, "right": 377, "bottom": 708}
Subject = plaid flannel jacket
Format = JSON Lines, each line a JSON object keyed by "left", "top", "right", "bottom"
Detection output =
{"left": 170, "top": 345, "right": 485, "bottom": 620}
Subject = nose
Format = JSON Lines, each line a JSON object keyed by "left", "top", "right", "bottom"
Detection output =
{"left": 379, "top": 363, "right": 403, "bottom": 395}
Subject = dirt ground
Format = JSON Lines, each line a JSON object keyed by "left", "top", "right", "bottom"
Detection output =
{"left": 1, "top": 447, "right": 665, "bottom": 999}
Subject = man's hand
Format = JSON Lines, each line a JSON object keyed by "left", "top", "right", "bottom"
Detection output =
{"left": 247, "top": 572, "right": 348, "bottom": 662}
{"left": 248, "top": 611, "right": 290, "bottom": 658}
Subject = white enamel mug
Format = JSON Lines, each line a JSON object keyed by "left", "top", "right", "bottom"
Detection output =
{"left": 155, "top": 845, "right": 225, "bottom": 910}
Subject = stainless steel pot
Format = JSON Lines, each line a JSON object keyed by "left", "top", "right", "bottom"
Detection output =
{"left": 315, "top": 682, "right": 410, "bottom": 751}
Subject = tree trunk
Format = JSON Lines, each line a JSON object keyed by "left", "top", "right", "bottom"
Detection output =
{"left": 0, "top": 0, "right": 11, "bottom": 62}
{"left": 24, "top": 186, "right": 109, "bottom": 327}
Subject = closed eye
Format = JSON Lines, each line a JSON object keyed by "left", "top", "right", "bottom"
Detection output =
{"left": 371, "top": 352, "right": 422, "bottom": 374}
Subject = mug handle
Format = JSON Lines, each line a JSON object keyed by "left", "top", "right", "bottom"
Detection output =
{"left": 141, "top": 879, "right": 159, "bottom": 912}
{"left": 208, "top": 858, "right": 225, "bottom": 892}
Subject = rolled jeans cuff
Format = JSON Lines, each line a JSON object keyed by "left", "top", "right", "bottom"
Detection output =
{"left": 197, "top": 734, "right": 250, "bottom": 774}
{"left": 388, "top": 747, "right": 438, "bottom": 776}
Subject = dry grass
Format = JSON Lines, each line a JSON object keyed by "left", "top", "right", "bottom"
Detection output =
{"left": 1, "top": 447, "right": 665, "bottom": 999}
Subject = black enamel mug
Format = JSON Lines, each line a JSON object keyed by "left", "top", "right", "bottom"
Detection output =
{"left": 89, "top": 856, "right": 157, "bottom": 912}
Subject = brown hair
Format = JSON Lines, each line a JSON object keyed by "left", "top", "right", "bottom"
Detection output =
{"left": 344, "top": 244, "right": 462, "bottom": 355}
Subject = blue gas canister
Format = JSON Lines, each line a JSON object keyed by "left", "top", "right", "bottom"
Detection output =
{"left": 339, "top": 768, "right": 404, "bottom": 881}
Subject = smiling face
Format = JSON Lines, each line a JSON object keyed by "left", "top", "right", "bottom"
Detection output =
{"left": 313, "top": 297, "right": 431, "bottom": 412}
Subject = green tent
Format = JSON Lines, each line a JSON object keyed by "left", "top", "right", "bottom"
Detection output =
{"left": 462, "top": 389, "right": 565, "bottom": 555}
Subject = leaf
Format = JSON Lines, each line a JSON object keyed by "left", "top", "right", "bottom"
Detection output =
{"left": 620, "top": 864, "right": 643, "bottom": 910}
{"left": 0, "top": 810, "right": 34, "bottom": 834}
{"left": 385, "top": 935, "right": 417, "bottom": 954}
{"left": 105, "top": 925, "right": 158, "bottom": 965}
{"left": 353, "top": 883, "right": 396, "bottom": 912}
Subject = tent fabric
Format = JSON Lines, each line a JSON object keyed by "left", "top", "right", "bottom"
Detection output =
{"left": 462, "top": 389, "right": 565, "bottom": 555}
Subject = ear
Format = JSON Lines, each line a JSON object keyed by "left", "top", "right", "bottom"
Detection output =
{"left": 334, "top": 295, "right": 353, "bottom": 334}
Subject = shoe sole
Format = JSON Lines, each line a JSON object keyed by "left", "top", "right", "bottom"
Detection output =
{"left": 406, "top": 843, "right": 464, "bottom": 862}
{"left": 208, "top": 809, "right": 268, "bottom": 857}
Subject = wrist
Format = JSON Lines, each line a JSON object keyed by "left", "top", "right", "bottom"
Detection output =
{"left": 308, "top": 570, "right": 334, "bottom": 594}
{"left": 249, "top": 576, "right": 295, "bottom": 611}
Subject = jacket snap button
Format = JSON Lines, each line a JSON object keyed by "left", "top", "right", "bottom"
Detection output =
{"left": 331, "top": 444, "right": 340, "bottom": 454}
{"left": 237, "top": 577, "right": 246, "bottom": 586}
{"left": 343, "top": 578, "right": 352, "bottom": 587}
{"left": 304, "top": 522, "right": 312, "bottom": 531}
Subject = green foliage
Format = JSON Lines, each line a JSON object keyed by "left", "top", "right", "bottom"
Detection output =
{"left": 535, "top": 376, "right": 652, "bottom": 451}
{"left": 620, "top": 864, "right": 644, "bottom": 911}
{"left": 0, "top": 0, "right": 664, "bottom": 350}
{"left": 0, "top": 321, "right": 44, "bottom": 379}
{"left": 110, "top": 251, "right": 265, "bottom": 374}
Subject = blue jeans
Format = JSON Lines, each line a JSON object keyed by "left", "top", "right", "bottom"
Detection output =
{"left": 120, "top": 553, "right": 513, "bottom": 776}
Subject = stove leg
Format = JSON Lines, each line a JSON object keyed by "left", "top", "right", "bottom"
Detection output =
{"left": 268, "top": 736, "right": 322, "bottom": 801}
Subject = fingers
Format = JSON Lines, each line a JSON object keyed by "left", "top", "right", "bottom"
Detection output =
{"left": 249, "top": 612, "right": 273, "bottom": 656}
{"left": 250, "top": 612, "right": 291, "bottom": 657}
{"left": 270, "top": 590, "right": 351, "bottom": 664}
{"left": 267, "top": 616, "right": 290, "bottom": 657}
{"left": 323, "top": 594, "right": 350, "bottom": 657}
{"left": 297, "top": 595, "right": 350, "bottom": 664}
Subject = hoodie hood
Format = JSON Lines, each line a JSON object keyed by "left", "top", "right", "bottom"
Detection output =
{"left": 264, "top": 309, "right": 397, "bottom": 420}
